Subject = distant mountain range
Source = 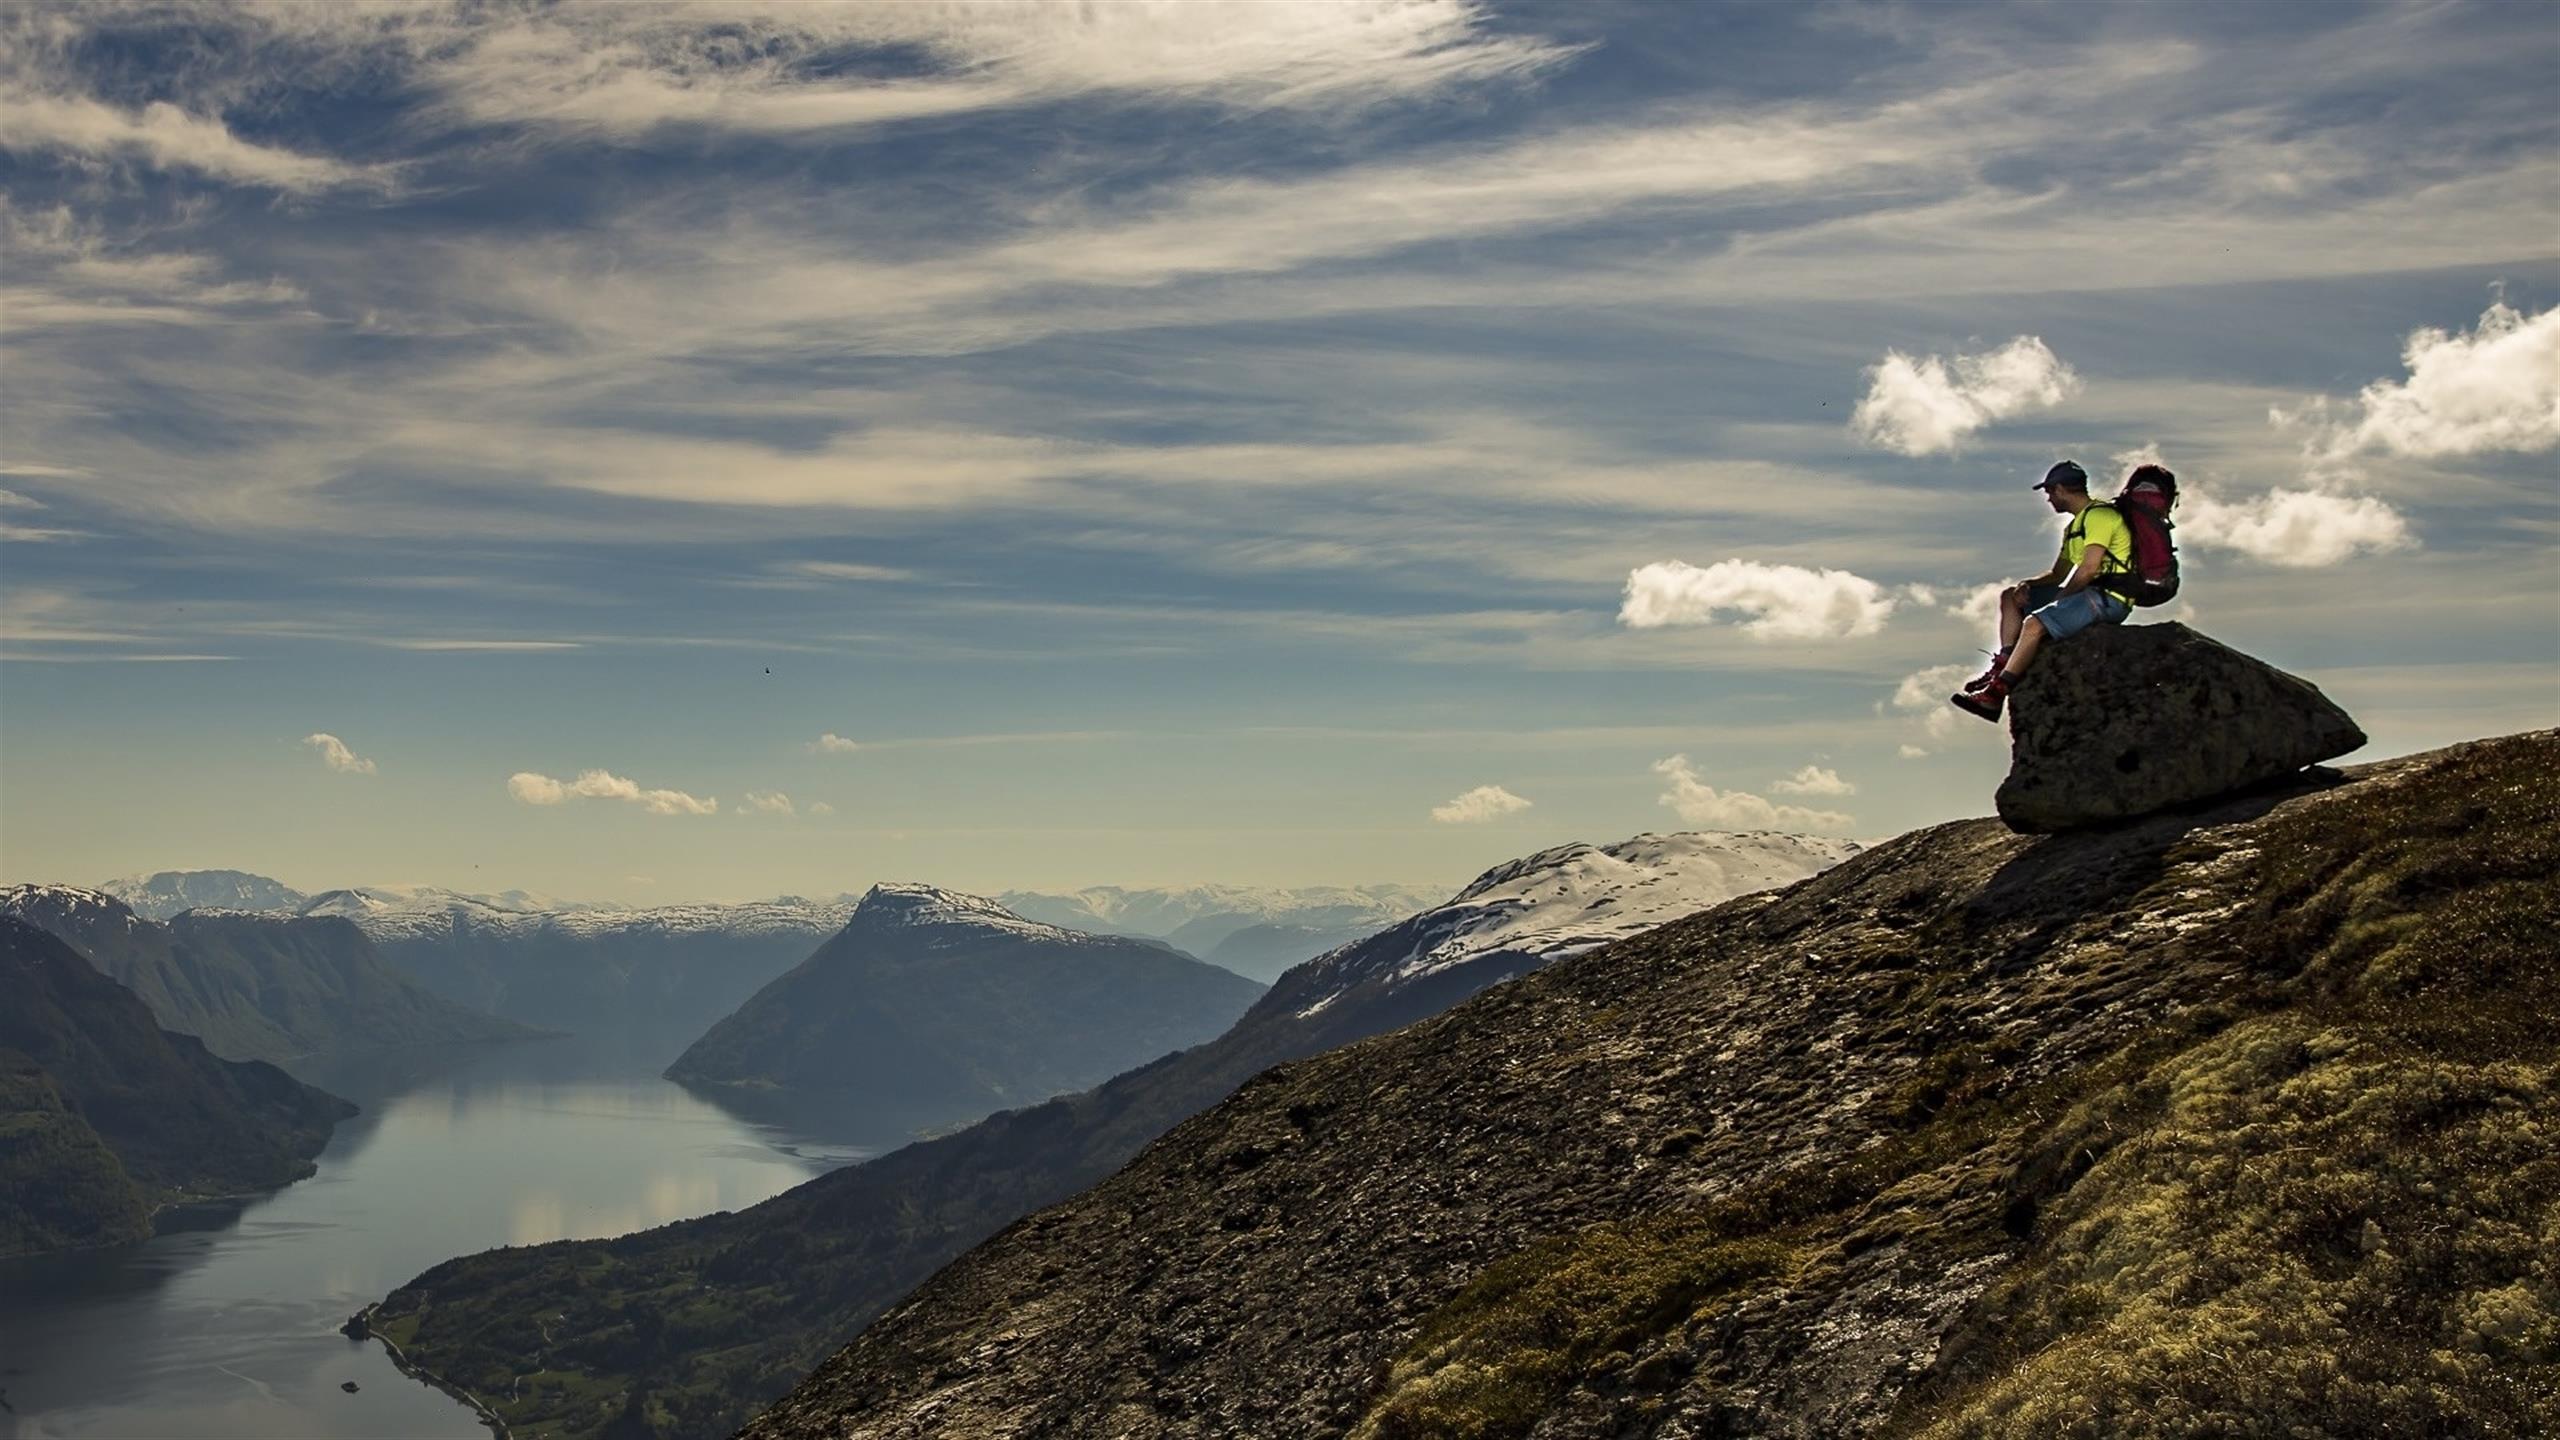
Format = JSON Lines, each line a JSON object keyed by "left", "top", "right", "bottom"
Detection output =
{"left": 0, "top": 887, "right": 540, "bottom": 1072}
{"left": 74, "top": 872, "right": 1449, "bottom": 1031}
{"left": 365, "top": 829, "right": 1855, "bottom": 1440}
{"left": 316, "top": 893, "right": 859, "bottom": 1040}
{"left": 667, "top": 884, "right": 1265, "bottom": 1129}
{"left": 998, "top": 883, "right": 1442, "bottom": 973}
{"left": 1, "top": 917, "right": 356, "bottom": 1258}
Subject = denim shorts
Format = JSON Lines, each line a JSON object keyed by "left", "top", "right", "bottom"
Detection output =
{"left": 2025, "top": 583, "right": 2130, "bottom": 639}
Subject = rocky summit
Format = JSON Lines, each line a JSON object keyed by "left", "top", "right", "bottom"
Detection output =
{"left": 1995, "top": 622, "right": 2367, "bottom": 833}
{"left": 746, "top": 731, "right": 2557, "bottom": 1440}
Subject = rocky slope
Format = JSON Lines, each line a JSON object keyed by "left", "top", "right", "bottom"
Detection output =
{"left": 751, "top": 731, "right": 2558, "bottom": 1440}
{"left": 0, "top": 888, "right": 539, "bottom": 1071}
{"left": 1, "top": 917, "right": 356, "bottom": 1258}
{"left": 665, "top": 884, "right": 1265, "bottom": 1121}
{"left": 364, "top": 831, "right": 1852, "bottom": 1440}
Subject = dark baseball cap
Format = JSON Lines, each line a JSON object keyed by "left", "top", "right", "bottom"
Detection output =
{"left": 2034, "top": 461, "right": 2089, "bottom": 491}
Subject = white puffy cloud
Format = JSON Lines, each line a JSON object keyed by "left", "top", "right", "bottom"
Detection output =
{"left": 1431, "top": 784, "right": 1533, "bottom": 824}
{"left": 1851, "top": 337, "right": 2081, "bottom": 456}
{"left": 2283, "top": 301, "right": 2560, "bottom": 460}
{"left": 507, "top": 769, "right": 718, "bottom": 815}
{"left": 1899, "top": 744, "right": 1931, "bottom": 759}
{"left": 2180, "top": 489, "right": 2415, "bottom": 567}
{"left": 1769, "top": 764, "right": 1854, "bottom": 797}
{"left": 810, "top": 733, "right": 861, "bottom": 753}
{"left": 1888, "top": 662, "right": 1981, "bottom": 740}
{"left": 1620, "top": 560, "right": 1898, "bottom": 640}
{"left": 740, "top": 789, "right": 796, "bottom": 816}
{"left": 1652, "top": 755, "right": 1852, "bottom": 832}
{"left": 808, "top": 800, "right": 836, "bottom": 816}
{"left": 303, "top": 732, "right": 376, "bottom": 775}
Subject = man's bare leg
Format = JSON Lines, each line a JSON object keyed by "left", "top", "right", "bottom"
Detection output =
{"left": 1998, "top": 585, "right": 2027, "bottom": 651}
{"left": 2006, "top": 616, "right": 2047, "bottom": 679}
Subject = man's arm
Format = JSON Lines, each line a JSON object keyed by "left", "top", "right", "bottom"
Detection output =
{"left": 2055, "top": 543, "right": 2108, "bottom": 595}
{"left": 2009, "top": 551, "right": 2070, "bottom": 596}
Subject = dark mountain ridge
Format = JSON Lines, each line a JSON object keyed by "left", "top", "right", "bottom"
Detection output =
{"left": 0, "top": 887, "right": 538, "bottom": 1071}
{"left": 665, "top": 882, "right": 1265, "bottom": 1123}
{"left": 749, "top": 731, "right": 2557, "bottom": 1440}
{"left": 1, "top": 917, "right": 356, "bottom": 1258}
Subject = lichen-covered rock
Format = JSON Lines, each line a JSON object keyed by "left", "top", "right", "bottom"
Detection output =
{"left": 1995, "top": 622, "right": 2365, "bottom": 834}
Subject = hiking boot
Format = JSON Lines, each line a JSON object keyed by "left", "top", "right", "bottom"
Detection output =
{"left": 1950, "top": 677, "right": 2008, "bottom": 722}
{"left": 1962, "top": 650, "right": 2011, "bottom": 694}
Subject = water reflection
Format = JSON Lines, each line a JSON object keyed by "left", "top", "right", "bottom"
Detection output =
{"left": 0, "top": 1031, "right": 879, "bottom": 1440}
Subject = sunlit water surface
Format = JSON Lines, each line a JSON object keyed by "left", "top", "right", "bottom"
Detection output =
{"left": 0, "top": 1033, "right": 891, "bottom": 1439}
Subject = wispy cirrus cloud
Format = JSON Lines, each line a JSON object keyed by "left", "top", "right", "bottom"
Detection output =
{"left": 0, "top": 89, "right": 394, "bottom": 193}
{"left": 421, "top": 0, "right": 1581, "bottom": 140}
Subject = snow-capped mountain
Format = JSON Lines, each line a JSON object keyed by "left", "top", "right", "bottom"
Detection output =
{"left": 98, "top": 869, "right": 310, "bottom": 921}
{"left": 2, "top": 884, "right": 158, "bottom": 939}
{"left": 1268, "top": 831, "right": 1862, "bottom": 1028}
{"left": 2, "top": 884, "right": 533, "bottom": 1068}
{"left": 290, "top": 887, "right": 842, "bottom": 943}
{"left": 849, "top": 882, "right": 1091, "bottom": 942}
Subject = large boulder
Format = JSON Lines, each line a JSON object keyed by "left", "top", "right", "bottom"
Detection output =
{"left": 1996, "top": 622, "right": 2365, "bottom": 832}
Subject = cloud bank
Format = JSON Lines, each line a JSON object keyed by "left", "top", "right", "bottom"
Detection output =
{"left": 1431, "top": 784, "right": 1533, "bottom": 824}
{"left": 1852, "top": 337, "right": 2081, "bottom": 456}
{"left": 507, "top": 769, "right": 718, "bottom": 816}
{"left": 1621, "top": 560, "right": 1898, "bottom": 640}
{"left": 1653, "top": 755, "right": 1852, "bottom": 832}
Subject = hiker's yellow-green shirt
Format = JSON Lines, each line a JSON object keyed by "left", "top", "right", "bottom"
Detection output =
{"left": 2060, "top": 504, "right": 2133, "bottom": 579}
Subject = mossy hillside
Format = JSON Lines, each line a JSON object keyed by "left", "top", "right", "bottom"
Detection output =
{"left": 1353, "top": 736, "right": 2558, "bottom": 1440}
{"left": 0, "top": 1053, "right": 154, "bottom": 1257}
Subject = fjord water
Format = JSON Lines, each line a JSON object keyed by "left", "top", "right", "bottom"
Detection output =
{"left": 0, "top": 1033, "right": 877, "bottom": 1439}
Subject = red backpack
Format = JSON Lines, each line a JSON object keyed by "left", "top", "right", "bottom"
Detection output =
{"left": 2097, "top": 464, "right": 2180, "bottom": 607}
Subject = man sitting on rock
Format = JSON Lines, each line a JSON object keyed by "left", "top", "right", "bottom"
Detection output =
{"left": 1951, "top": 460, "right": 2134, "bottom": 722}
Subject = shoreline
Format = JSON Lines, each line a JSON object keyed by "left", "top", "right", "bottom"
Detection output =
{"left": 343, "top": 1303, "right": 512, "bottom": 1440}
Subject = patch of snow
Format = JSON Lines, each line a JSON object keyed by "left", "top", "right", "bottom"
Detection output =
{"left": 852, "top": 883, "right": 1089, "bottom": 943}
{"left": 1286, "top": 831, "right": 1859, "bottom": 1019}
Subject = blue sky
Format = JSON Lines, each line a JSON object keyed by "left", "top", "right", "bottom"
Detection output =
{"left": 3, "top": 0, "right": 2554, "bottom": 903}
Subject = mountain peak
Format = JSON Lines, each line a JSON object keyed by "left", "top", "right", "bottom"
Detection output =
{"left": 852, "top": 882, "right": 1055, "bottom": 935}
{"left": 1, "top": 883, "right": 147, "bottom": 931}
